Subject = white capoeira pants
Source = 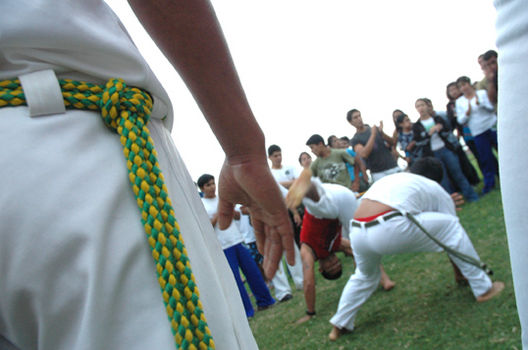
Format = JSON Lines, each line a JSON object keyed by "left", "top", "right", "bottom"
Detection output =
{"left": 330, "top": 212, "right": 492, "bottom": 330}
{"left": 495, "top": 0, "right": 528, "bottom": 347}
{"left": 272, "top": 246, "right": 304, "bottom": 300}
{"left": 0, "top": 105, "right": 257, "bottom": 349}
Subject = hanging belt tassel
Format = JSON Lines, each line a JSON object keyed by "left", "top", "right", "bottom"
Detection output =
{"left": 0, "top": 78, "right": 215, "bottom": 350}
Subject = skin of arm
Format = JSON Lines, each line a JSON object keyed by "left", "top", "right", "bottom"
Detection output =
{"left": 356, "top": 125, "right": 378, "bottom": 159}
{"left": 378, "top": 121, "right": 395, "bottom": 146}
{"left": 295, "top": 244, "right": 317, "bottom": 324}
{"left": 127, "top": 0, "right": 294, "bottom": 278}
{"left": 285, "top": 168, "right": 314, "bottom": 210}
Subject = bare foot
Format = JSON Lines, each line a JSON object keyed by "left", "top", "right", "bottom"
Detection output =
{"left": 379, "top": 265, "right": 395, "bottom": 291}
{"left": 328, "top": 326, "right": 342, "bottom": 341}
{"left": 476, "top": 281, "right": 504, "bottom": 302}
{"left": 295, "top": 314, "right": 313, "bottom": 325}
{"left": 381, "top": 279, "right": 396, "bottom": 291}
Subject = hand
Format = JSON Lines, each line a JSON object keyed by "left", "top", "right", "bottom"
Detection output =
{"left": 450, "top": 192, "right": 465, "bottom": 210}
{"left": 293, "top": 211, "right": 302, "bottom": 226}
{"left": 217, "top": 156, "right": 295, "bottom": 279}
{"left": 378, "top": 121, "right": 384, "bottom": 133}
{"left": 295, "top": 314, "right": 314, "bottom": 325}
{"left": 351, "top": 179, "right": 360, "bottom": 192}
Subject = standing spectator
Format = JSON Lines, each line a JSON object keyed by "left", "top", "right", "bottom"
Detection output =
{"left": 425, "top": 97, "right": 480, "bottom": 187}
{"left": 299, "top": 151, "right": 313, "bottom": 169}
{"left": 336, "top": 136, "right": 370, "bottom": 193}
{"left": 395, "top": 113, "right": 416, "bottom": 167}
{"left": 198, "top": 174, "right": 276, "bottom": 318}
{"left": 237, "top": 205, "right": 266, "bottom": 280}
{"left": 413, "top": 98, "right": 479, "bottom": 202}
{"left": 268, "top": 144, "right": 297, "bottom": 189}
{"left": 482, "top": 50, "right": 498, "bottom": 107}
{"left": 456, "top": 76, "right": 498, "bottom": 195}
{"left": 306, "top": 134, "right": 359, "bottom": 191}
{"left": 475, "top": 54, "right": 489, "bottom": 91}
{"left": 347, "top": 109, "right": 401, "bottom": 182}
{"left": 267, "top": 144, "right": 304, "bottom": 301}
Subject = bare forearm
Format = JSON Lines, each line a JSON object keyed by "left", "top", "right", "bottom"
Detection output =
{"left": 128, "top": 0, "right": 264, "bottom": 159}
{"left": 304, "top": 274, "right": 316, "bottom": 312}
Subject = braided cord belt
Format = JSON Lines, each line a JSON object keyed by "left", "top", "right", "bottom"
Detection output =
{"left": 0, "top": 78, "right": 214, "bottom": 350}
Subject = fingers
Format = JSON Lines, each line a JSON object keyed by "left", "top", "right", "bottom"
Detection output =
{"left": 217, "top": 198, "right": 235, "bottom": 230}
{"left": 261, "top": 225, "right": 283, "bottom": 279}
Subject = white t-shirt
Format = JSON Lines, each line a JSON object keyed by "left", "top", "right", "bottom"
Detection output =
{"left": 201, "top": 197, "right": 244, "bottom": 249}
{"left": 271, "top": 165, "right": 297, "bottom": 184}
{"left": 235, "top": 205, "right": 256, "bottom": 244}
{"left": 361, "top": 172, "right": 455, "bottom": 216}
{"left": 302, "top": 178, "right": 358, "bottom": 238}
{"left": 456, "top": 90, "right": 497, "bottom": 137}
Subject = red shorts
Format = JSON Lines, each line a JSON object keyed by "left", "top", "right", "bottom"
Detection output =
{"left": 300, "top": 211, "right": 341, "bottom": 260}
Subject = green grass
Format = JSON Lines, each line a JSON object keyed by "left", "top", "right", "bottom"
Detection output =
{"left": 247, "top": 189, "right": 522, "bottom": 349}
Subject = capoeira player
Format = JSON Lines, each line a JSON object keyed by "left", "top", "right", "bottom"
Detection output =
{"left": 0, "top": 1, "right": 294, "bottom": 349}
{"left": 285, "top": 169, "right": 395, "bottom": 324}
{"left": 328, "top": 157, "right": 504, "bottom": 340}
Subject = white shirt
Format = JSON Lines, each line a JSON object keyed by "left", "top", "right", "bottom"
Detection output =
{"left": 235, "top": 205, "right": 256, "bottom": 244}
{"left": 302, "top": 178, "right": 358, "bottom": 238}
{"left": 362, "top": 172, "right": 455, "bottom": 216}
{"left": 271, "top": 165, "right": 297, "bottom": 184}
{"left": 456, "top": 90, "right": 497, "bottom": 137}
{"left": 201, "top": 197, "right": 244, "bottom": 249}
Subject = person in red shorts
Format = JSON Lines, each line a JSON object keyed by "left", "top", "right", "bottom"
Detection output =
{"left": 287, "top": 170, "right": 395, "bottom": 324}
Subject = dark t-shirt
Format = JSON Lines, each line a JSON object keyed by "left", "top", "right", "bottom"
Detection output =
{"left": 351, "top": 125, "right": 397, "bottom": 173}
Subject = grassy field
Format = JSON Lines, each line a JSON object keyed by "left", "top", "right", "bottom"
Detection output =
{"left": 247, "top": 188, "right": 522, "bottom": 349}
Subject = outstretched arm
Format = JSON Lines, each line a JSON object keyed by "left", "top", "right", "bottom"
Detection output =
{"left": 295, "top": 244, "right": 317, "bottom": 324}
{"left": 128, "top": 0, "right": 294, "bottom": 278}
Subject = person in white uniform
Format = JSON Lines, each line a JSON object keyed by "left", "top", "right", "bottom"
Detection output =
{"left": 327, "top": 157, "right": 504, "bottom": 340}
{"left": 285, "top": 169, "right": 395, "bottom": 324}
{"left": 0, "top": 1, "right": 294, "bottom": 349}
{"left": 495, "top": 0, "right": 528, "bottom": 347}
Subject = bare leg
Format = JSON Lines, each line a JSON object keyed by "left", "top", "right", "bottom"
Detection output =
{"left": 449, "top": 257, "right": 468, "bottom": 286}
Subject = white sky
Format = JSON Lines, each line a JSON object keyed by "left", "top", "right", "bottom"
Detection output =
{"left": 106, "top": 0, "right": 497, "bottom": 182}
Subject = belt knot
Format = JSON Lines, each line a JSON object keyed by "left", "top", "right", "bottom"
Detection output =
{"left": 98, "top": 78, "right": 152, "bottom": 132}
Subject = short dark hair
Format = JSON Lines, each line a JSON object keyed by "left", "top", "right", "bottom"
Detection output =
{"left": 483, "top": 49, "right": 498, "bottom": 61}
{"left": 267, "top": 144, "right": 281, "bottom": 156}
{"left": 327, "top": 135, "right": 338, "bottom": 147}
{"left": 409, "top": 157, "right": 443, "bottom": 184}
{"left": 456, "top": 76, "right": 471, "bottom": 85}
{"left": 197, "top": 174, "right": 214, "bottom": 189}
{"left": 346, "top": 109, "right": 359, "bottom": 122}
{"left": 339, "top": 136, "right": 350, "bottom": 143}
{"left": 306, "top": 134, "right": 325, "bottom": 146}
{"left": 321, "top": 267, "right": 342, "bottom": 280}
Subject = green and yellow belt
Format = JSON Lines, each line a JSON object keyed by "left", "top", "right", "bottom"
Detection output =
{"left": 0, "top": 78, "right": 214, "bottom": 350}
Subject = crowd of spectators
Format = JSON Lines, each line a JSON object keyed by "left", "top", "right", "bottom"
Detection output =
{"left": 195, "top": 49, "right": 500, "bottom": 321}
